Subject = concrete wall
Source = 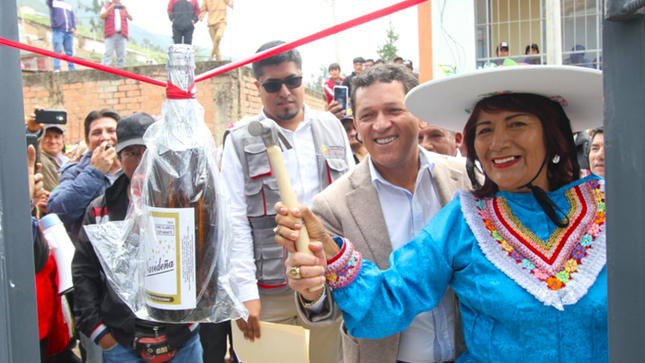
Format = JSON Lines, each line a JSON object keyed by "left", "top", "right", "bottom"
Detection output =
{"left": 21, "top": 62, "right": 326, "bottom": 146}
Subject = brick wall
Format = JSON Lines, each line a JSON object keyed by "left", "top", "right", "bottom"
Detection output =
{"left": 22, "top": 62, "right": 326, "bottom": 146}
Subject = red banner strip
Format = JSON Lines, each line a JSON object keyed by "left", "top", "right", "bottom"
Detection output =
{"left": 194, "top": 0, "right": 429, "bottom": 83}
{"left": 0, "top": 37, "right": 166, "bottom": 87}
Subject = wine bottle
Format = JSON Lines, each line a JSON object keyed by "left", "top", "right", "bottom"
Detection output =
{"left": 143, "top": 44, "right": 219, "bottom": 322}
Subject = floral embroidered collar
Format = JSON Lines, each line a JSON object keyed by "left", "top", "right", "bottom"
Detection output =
{"left": 460, "top": 178, "right": 606, "bottom": 311}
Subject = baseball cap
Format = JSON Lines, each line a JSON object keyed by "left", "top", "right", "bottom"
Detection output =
{"left": 498, "top": 42, "right": 509, "bottom": 50}
{"left": 116, "top": 112, "right": 155, "bottom": 153}
{"left": 403, "top": 59, "right": 413, "bottom": 67}
{"left": 43, "top": 124, "right": 65, "bottom": 133}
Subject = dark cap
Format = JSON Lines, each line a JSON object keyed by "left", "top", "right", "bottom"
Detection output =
{"left": 43, "top": 124, "right": 65, "bottom": 134}
{"left": 403, "top": 59, "right": 413, "bottom": 67}
{"left": 352, "top": 57, "right": 365, "bottom": 64}
{"left": 116, "top": 113, "right": 155, "bottom": 153}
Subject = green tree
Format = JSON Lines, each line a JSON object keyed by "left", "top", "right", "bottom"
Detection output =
{"left": 82, "top": 0, "right": 104, "bottom": 38}
{"left": 376, "top": 21, "right": 399, "bottom": 63}
{"left": 305, "top": 64, "right": 327, "bottom": 93}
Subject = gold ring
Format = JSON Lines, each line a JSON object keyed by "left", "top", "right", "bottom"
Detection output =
{"left": 289, "top": 266, "right": 302, "bottom": 280}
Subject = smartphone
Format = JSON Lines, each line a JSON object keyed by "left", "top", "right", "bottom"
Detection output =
{"left": 35, "top": 109, "right": 67, "bottom": 124}
{"left": 114, "top": 4, "right": 124, "bottom": 9}
{"left": 26, "top": 134, "right": 40, "bottom": 172}
{"left": 333, "top": 85, "right": 349, "bottom": 112}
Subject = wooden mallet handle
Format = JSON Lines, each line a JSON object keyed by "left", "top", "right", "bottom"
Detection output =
{"left": 265, "top": 145, "right": 323, "bottom": 292}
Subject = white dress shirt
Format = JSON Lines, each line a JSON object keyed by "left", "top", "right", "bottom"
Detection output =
{"left": 368, "top": 147, "right": 457, "bottom": 363}
{"left": 221, "top": 105, "right": 355, "bottom": 302}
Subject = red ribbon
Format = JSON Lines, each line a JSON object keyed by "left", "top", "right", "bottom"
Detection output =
{"left": 0, "top": 37, "right": 167, "bottom": 87}
{"left": 166, "top": 81, "right": 196, "bottom": 99}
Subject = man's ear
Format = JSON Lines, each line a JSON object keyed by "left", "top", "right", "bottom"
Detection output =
{"left": 254, "top": 80, "right": 261, "bottom": 96}
{"left": 454, "top": 132, "right": 464, "bottom": 147}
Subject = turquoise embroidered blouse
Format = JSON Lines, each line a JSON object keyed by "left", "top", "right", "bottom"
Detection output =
{"left": 331, "top": 175, "right": 607, "bottom": 363}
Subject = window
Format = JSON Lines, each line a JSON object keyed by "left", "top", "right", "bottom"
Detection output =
{"left": 561, "top": 0, "right": 602, "bottom": 69}
{"left": 474, "top": 0, "right": 602, "bottom": 69}
{"left": 475, "top": 0, "right": 546, "bottom": 68}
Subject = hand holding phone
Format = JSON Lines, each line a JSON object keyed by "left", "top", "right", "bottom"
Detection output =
{"left": 333, "top": 86, "right": 349, "bottom": 113}
{"left": 114, "top": 4, "right": 124, "bottom": 10}
{"left": 90, "top": 141, "right": 117, "bottom": 174}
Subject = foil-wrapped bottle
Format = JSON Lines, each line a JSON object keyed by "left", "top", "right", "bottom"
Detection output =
{"left": 142, "top": 45, "right": 219, "bottom": 321}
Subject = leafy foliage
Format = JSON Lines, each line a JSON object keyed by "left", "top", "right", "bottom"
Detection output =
{"left": 376, "top": 21, "right": 399, "bottom": 63}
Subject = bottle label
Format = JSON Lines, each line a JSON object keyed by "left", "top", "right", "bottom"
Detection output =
{"left": 145, "top": 207, "right": 196, "bottom": 310}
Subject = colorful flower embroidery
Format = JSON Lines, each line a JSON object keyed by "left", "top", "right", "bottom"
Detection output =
{"left": 570, "top": 245, "right": 586, "bottom": 261}
{"left": 532, "top": 269, "right": 549, "bottom": 281}
{"left": 522, "top": 259, "right": 536, "bottom": 270}
{"left": 475, "top": 181, "right": 605, "bottom": 291}
{"left": 546, "top": 276, "right": 564, "bottom": 290}
{"left": 580, "top": 234, "right": 593, "bottom": 247}
{"left": 564, "top": 259, "right": 578, "bottom": 273}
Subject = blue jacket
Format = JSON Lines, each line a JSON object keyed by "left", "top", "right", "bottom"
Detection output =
{"left": 47, "top": 0, "right": 76, "bottom": 32}
{"left": 47, "top": 152, "right": 120, "bottom": 242}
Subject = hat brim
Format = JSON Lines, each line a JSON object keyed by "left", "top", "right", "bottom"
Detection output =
{"left": 116, "top": 138, "right": 145, "bottom": 153}
{"left": 405, "top": 65, "right": 602, "bottom": 133}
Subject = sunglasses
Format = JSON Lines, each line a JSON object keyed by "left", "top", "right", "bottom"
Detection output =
{"left": 258, "top": 76, "right": 303, "bottom": 93}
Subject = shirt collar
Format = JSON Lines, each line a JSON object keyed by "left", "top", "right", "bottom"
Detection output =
{"left": 368, "top": 146, "right": 435, "bottom": 189}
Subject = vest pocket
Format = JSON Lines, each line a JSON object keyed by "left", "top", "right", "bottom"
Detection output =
{"left": 263, "top": 179, "right": 280, "bottom": 213}
{"left": 325, "top": 157, "right": 349, "bottom": 183}
{"left": 251, "top": 226, "right": 286, "bottom": 286}
{"left": 244, "top": 180, "right": 266, "bottom": 217}
{"left": 244, "top": 143, "right": 271, "bottom": 179}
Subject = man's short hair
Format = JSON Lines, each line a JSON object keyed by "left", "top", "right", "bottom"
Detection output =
{"left": 84, "top": 109, "right": 120, "bottom": 141}
{"left": 364, "top": 59, "right": 374, "bottom": 64}
{"left": 350, "top": 64, "right": 419, "bottom": 113}
{"left": 252, "top": 40, "right": 302, "bottom": 79}
{"left": 375, "top": 59, "right": 385, "bottom": 65}
{"left": 393, "top": 56, "right": 403, "bottom": 63}
{"left": 352, "top": 57, "right": 365, "bottom": 64}
{"left": 328, "top": 63, "right": 340, "bottom": 72}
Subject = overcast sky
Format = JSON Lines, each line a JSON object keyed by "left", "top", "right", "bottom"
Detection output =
{"left": 125, "top": 0, "right": 420, "bottom": 80}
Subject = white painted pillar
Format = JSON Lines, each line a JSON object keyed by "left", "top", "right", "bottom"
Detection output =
{"left": 545, "top": 0, "right": 563, "bottom": 65}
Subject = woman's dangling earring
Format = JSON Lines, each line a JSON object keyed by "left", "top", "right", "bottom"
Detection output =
{"left": 552, "top": 155, "right": 561, "bottom": 164}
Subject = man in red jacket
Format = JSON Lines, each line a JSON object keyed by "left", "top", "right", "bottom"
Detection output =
{"left": 168, "top": 0, "right": 201, "bottom": 45}
{"left": 323, "top": 63, "right": 343, "bottom": 105}
{"left": 100, "top": 0, "right": 133, "bottom": 68}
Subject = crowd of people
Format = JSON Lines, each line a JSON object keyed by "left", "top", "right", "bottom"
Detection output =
{"left": 25, "top": 16, "right": 608, "bottom": 361}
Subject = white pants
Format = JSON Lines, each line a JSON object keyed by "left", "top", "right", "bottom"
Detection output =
{"left": 102, "top": 34, "right": 126, "bottom": 68}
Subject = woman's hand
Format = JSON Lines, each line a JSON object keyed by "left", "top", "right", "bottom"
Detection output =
{"left": 274, "top": 202, "right": 339, "bottom": 257}
{"left": 286, "top": 242, "right": 327, "bottom": 301}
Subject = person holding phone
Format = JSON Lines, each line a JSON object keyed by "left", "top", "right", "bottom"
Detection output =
{"left": 100, "top": 0, "right": 132, "bottom": 68}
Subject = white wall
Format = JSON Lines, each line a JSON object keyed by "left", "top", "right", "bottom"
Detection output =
{"left": 431, "top": 0, "right": 477, "bottom": 79}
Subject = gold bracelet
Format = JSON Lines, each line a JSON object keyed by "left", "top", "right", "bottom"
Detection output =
{"left": 299, "top": 285, "right": 325, "bottom": 309}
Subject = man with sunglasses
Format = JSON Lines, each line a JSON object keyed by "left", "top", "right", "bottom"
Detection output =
{"left": 221, "top": 40, "right": 354, "bottom": 363}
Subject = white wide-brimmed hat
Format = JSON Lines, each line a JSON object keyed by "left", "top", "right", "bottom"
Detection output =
{"left": 405, "top": 65, "right": 603, "bottom": 133}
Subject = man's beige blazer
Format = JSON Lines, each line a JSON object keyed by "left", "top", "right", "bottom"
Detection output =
{"left": 298, "top": 151, "right": 472, "bottom": 363}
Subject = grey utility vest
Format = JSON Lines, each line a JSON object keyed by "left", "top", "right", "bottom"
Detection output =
{"left": 228, "top": 111, "right": 350, "bottom": 294}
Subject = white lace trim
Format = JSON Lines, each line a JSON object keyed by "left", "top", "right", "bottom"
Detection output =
{"left": 458, "top": 181, "right": 606, "bottom": 311}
